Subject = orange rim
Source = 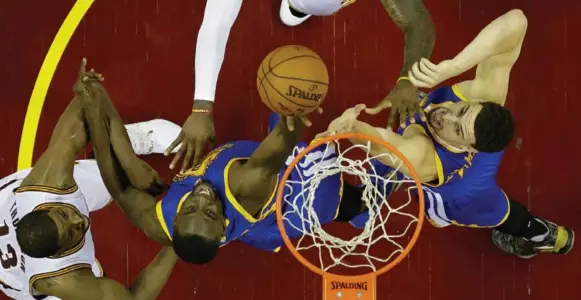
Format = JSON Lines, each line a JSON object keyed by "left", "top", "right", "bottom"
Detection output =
{"left": 275, "top": 132, "right": 425, "bottom": 278}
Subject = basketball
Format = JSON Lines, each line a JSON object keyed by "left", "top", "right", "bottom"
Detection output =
{"left": 256, "top": 45, "right": 329, "bottom": 116}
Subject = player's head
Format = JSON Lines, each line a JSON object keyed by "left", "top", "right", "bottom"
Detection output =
{"left": 16, "top": 206, "right": 90, "bottom": 258}
{"left": 172, "top": 180, "right": 226, "bottom": 264}
{"left": 426, "top": 101, "right": 515, "bottom": 153}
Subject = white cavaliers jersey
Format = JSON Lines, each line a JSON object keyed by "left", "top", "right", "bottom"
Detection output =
{"left": 0, "top": 160, "right": 111, "bottom": 300}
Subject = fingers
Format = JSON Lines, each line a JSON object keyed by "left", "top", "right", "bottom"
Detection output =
{"left": 180, "top": 141, "right": 196, "bottom": 173}
{"left": 78, "top": 58, "right": 87, "bottom": 80}
{"left": 165, "top": 134, "right": 184, "bottom": 156}
{"left": 410, "top": 61, "right": 436, "bottom": 87}
{"left": 353, "top": 103, "right": 366, "bottom": 114}
{"left": 316, "top": 107, "right": 324, "bottom": 114}
{"left": 189, "top": 140, "right": 205, "bottom": 173}
{"left": 365, "top": 99, "right": 391, "bottom": 115}
{"left": 420, "top": 58, "right": 438, "bottom": 71}
{"left": 387, "top": 107, "right": 398, "bottom": 129}
{"left": 300, "top": 115, "right": 312, "bottom": 127}
{"left": 169, "top": 141, "right": 186, "bottom": 170}
{"left": 416, "top": 105, "right": 427, "bottom": 122}
{"left": 408, "top": 70, "right": 431, "bottom": 89}
{"left": 286, "top": 116, "right": 295, "bottom": 131}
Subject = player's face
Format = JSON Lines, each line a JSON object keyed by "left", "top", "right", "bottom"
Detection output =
{"left": 426, "top": 102, "right": 482, "bottom": 149}
{"left": 46, "top": 206, "right": 90, "bottom": 252}
{"left": 175, "top": 181, "right": 225, "bottom": 240}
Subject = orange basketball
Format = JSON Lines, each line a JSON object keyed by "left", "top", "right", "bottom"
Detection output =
{"left": 256, "top": 45, "right": 329, "bottom": 116}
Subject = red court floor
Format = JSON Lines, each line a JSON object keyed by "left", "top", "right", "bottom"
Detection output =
{"left": 1, "top": 1, "right": 580, "bottom": 299}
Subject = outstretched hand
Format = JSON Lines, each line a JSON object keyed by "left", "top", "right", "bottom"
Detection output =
{"left": 365, "top": 78, "right": 424, "bottom": 129}
{"left": 73, "top": 58, "right": 104, "bottom": 99}
{"left": 316, "top": 104, "right": 366, "bottom": 138}
{"left": 285, "top": 107, "right": 324, "bottom": 131}
{"left": 408, "top": 58, "right": 461, "bottom": 89}
{"left": 165, "top": 111, "right": 216, "bottom": 173}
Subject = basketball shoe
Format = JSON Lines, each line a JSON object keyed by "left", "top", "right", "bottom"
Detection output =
{"left": 492, "top": 220, "right": 575, "bottom": 259}
{"left": 125, "top": 119, "right": 182, "bottom": 155}
{"left": 279, "top": 0, "right": 311, "bottom": 26}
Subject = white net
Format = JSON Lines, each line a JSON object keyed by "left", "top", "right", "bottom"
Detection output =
{"left": 281, "top": 139, "right": 421, "bottom": 273}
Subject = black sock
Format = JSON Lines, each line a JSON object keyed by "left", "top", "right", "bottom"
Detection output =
{"left": 289, "top": 5, "right": 308, "bottom": 18}
{"left": 334, "top": 183, "right": 365, "bottom": 222}
{"left": 495, "top": 199, "right": 549, "bottom": 241}
{"left": 525, "top": 218, "right": 550, "bottom": 242}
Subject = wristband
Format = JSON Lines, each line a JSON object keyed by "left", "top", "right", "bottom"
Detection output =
{"left": 397, "top": 76, "right": 410, "bottom": 83}
{"left": 192, "top": 108, "right": 212, "bottom": 114}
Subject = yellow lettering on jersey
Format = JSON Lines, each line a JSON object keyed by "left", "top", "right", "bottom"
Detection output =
{"left": 444, "top": 152, "right": 474, "bottom": 184}
{"left": 173, "top": 144, "right": 233, "bottom": 182}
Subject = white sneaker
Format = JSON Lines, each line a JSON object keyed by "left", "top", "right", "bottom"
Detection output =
{"left": 125, "top": 119, "right": 182, "bottom": 155}
{"left": 280, "top": 0, "right": 311, "bottom": 27}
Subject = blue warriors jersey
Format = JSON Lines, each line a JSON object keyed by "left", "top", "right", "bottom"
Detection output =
{"left": 372, "top": 85, "right": 509, "bottom": 228}
{"left": 156, "top": 138, "right": 343, "bottom": 252}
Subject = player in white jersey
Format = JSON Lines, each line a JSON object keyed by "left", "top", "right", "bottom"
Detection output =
{"left": 164, "top": 0, "right": 435, "bottom": 174}
{"left": 0, "top": 60, "right": 181, "bottom": 300}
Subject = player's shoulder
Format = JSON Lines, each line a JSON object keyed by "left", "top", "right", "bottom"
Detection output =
{"left": 424, "top": 84, "right": 468, "bottom": 106}
{"left": 33, "top": 267, "right": 115, "bottom": 300}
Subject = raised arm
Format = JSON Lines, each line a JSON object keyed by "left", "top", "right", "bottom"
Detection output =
{"left": 231, "top": 115, "right": 307, "bottom": 215}
{"left": 77, "top": 64, "right": 170, "bottom": 245}
{"left": 381, "top": 0, "right": 435, "bottom": 77}
{"left": 409, "top": 9, "right": 528, "bottom": 106}
{"left": 34, "top": 246, "right": 178, "bottom": 300}
{"left": 453, "top": 9, "right": 527, "bottom": 105}
{"left": 165, "top": 0, "right": 244, "bottom": 172}
{"left": 319, "top": 105, "right": 436, "bottom": 182}
{"left": 367, "top": 0, "right": 436, "bottom": 127}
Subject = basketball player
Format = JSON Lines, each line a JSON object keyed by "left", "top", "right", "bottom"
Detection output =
{"left": 82, "top": 61, "right": 370, "bottom": 265}
{"left": 165, "top": 0, "right": 434, "bottom": 173}
{"left": 320, "top": 9, "right": 575, "bottom": 258}
{"left": 0, "top": 60, "right": 180, "bottom": 300}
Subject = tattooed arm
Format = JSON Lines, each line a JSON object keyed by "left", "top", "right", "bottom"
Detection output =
{"left": 366, "top": 0, "right": 436, "bottom": 127}
{"left": 381, "top": 0, "right": 435, "bottom": 76}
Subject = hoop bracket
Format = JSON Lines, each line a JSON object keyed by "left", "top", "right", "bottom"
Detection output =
{"left": 323, "top": 274, "right": 376, "bottom": 300}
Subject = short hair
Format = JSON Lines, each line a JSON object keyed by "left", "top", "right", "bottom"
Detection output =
{"left": 16, "top": 210, "right": 60, "bottom": 258}
{"left": 172, "top": 231, "right": 219, "bottom": 265}
{"left": 472, "top": 102, "right": 515, "bottom": 153}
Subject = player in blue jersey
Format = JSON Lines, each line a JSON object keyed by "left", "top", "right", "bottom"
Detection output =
{"left": 320, "top": 9, "right": 574, "bottom": 259}
{"left": 81, "top": 69, "right": 367, "bottom": 265}
{"left": 166, "top": 0, "right": 434, "bottom": 175}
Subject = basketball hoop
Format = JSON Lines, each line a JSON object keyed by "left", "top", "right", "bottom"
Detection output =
{"left": 275, "top": 133, "right": 425, "bottom": 300}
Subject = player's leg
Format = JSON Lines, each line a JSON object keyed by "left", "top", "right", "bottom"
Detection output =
{"left": 493, "top": 199, "right": 574, "bottom": 258}
{"left": 333, "top": 182, "right": 365, "bottom": 222}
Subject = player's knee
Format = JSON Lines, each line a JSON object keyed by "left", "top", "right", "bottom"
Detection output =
{"left": 16, "top": 210, "right": 60, "bottom": 258}
{"left": 172, "top": 230, "right": 220, "bottom": 265}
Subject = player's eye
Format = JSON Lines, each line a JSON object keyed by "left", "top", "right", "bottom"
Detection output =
{"left": 206, "top": 210, "right": 217, "bottom": 219}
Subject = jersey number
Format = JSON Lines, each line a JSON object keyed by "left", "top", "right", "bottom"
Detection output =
{"left": 0, "top": 221, "right": 18, "bottom": 270}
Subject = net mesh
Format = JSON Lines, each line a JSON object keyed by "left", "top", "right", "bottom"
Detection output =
{"left": 281, "top": 139, "right": 420, "bottom": 273}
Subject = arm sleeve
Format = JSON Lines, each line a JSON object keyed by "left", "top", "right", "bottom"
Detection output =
{"left": 193, "top": 0, "right": 243, "bottom": 102}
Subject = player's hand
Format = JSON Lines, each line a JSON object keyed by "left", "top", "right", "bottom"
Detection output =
{"left": 366, "top": 79, "right": 424, "bottom": 128}
{"left": 285, "top": 107, "right": 324, "bottom": 131}
{"left": 165, "top": 111, "right": 216, "bottom": 172}
{"left": 408, "top": 58, "right": 461, "bottom": 89}
{"left": 73, "top": 58, "right": 104, "bottom": 100}
{"left": 316, "top": 104, "right": 366, "bottom": 138}
{"left": 128, "top": 158, "right": 169, "bottom": 196}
